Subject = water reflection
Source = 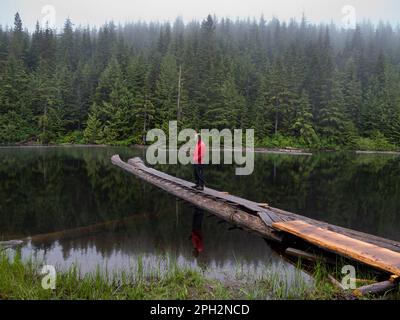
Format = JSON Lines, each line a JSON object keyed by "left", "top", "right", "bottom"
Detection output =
{"left": 190, "top": 208, "right": 205, "bottom": 258}
{"left": 19, "top": 202, "right": 290, "bottom": 281}
{"left": 0, "top": 146, "right": 399, "bottom": 281}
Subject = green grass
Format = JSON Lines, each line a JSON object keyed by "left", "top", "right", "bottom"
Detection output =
{"left": 0, "top": 251, "right": 342, "bottom": 300}
{"left": 1, "top": 251, "right": 398, "bottom": 300}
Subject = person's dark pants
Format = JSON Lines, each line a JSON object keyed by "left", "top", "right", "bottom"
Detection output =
{"left": 192, "top": 207, "right": 204, "bottom": 231}
{"left": 193, "top": 164, "right": 205, "bottom": 187}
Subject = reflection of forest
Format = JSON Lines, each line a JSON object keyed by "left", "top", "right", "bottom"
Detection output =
{"left": 0, "top": 147, "right": 399, "bottom": 245}
{"left": 28, "top": 206, "right": 283, "bottom": 270}
{"left": 0, "top": 146, "right": 145, "bottom": 238}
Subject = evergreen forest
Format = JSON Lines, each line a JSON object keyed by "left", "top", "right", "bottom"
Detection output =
{"left": 1, "top": 13, "right": 400, "bottom": 150}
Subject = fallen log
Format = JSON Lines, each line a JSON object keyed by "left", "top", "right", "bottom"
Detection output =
{"left": 353, "top": 280, "right": 398, "bottom": 297}
{"left": 273, "top": 220, "right": 400, "bottom": 276}
{"left": 285, "top": 247, "right": 321, "bottom": 263}
{"left": 111, "top": 155, "right": 283, "bottom": 242}
{"left": 355, "top": 279, "right": 377, "bottom": 285}
{"left": 328, "top": 274, "right": 347, "bottom": 291}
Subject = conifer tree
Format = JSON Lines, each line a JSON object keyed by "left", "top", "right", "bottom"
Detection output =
{"left": 291, "top": 91, "right": 318, "bottom": 146}
{"left": 84, "top": 104, "right": 102, "bottom": 144}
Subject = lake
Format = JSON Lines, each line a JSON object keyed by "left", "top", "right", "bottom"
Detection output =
{"left": 1, "top": 146, "right": 399, "bottom": 281}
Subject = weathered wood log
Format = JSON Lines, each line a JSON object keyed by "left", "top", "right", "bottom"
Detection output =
{"left": 328, "top": 274, "right": 347, "bottom": 291}
{"left": 126, "top": 157, "right": 288, "bottom": 225}
{"left": 390, "top": 275, "right": 399, "bottom": 283}
{"left": 270, "top": 206, "right": 400, "bottom": 253}
{"left": 285, "top": 247, "right": 322, "bottom": 263}
{"left": 112, "top": 155, "right": 283, "bottom": 242}
{"left": 355, "top": 279, "right": 377, "bottom": 285}
{"left": 353, "top": 280, "right": 398, "bottom": 297}
{"left": 273, "top": 220, "right": 400, "bottom": 276}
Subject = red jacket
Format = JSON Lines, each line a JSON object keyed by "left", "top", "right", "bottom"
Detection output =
{"left": 193, "top": 140, "right": 206, "bottom": 164}
{"left": 191, "top": 230, "right": 204, "bottom": 253}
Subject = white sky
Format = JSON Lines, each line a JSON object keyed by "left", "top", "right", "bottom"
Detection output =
{"left": 1, "top": 0, "right": 399, "bottom": 30}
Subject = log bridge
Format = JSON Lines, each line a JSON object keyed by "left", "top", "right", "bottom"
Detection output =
{"left": 111, "top": 155, "right": 400, "bottom": 296}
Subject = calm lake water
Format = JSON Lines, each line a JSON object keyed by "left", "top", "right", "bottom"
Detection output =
{"left": 1, "top": 146, "right": 399, "bottom": 281}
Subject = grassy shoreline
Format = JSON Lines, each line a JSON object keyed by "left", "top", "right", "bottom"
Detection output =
{"left": 0, "top": 251, "right": 345, "bottom": 300}
{"left": 1, "top": 143, "right": 400, "bottom": 155}
{"left": 2, "top": 250, "right": 400, "bottom": 300}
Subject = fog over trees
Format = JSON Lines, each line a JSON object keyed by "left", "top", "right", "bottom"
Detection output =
{"left": 0, "top": 13, "right": 400, "bottom": 149}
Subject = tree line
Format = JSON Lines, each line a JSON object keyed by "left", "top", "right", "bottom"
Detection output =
{"left": 0, "top": 13, "right": 400, "bottom": 149}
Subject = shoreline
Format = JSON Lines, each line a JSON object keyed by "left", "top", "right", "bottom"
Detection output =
{"left": 0, "top": 144, "right": 314, "bottom": 155}
{"left": 0, "top": 144, "right": 108, "bottom": 149}
{"left": 355, "top": 150, "right": 400, "bottom": 155}
{"left": 253, "top": 148, "right": 313, "bottom": 156}
{"left": 1, "top": 143, "right": 399, "bottom": 156}
{"left": 0, "top": 251, "right": 344, "bottom": 300}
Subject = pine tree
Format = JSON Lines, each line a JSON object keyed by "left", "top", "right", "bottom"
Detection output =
{"left": 56, "top": 66, "right": 75, "bottom": 131}
{"left": 291, "top": 91, "right": 318, "bottom": 146}
{"left": 196, "top": 15, "right": 220, "bottom": 128}
{"left": 134, "top": 98, "right": 155, "bottom": 145}
{"left": 205, "top": 62, "right": 245, "bottom": 130}
{"left": 10, "top": 13, "right": 26, "bottom": 60}
{"left": 84, "top": 104, "right": 102, "bottom": 144}
{"left": 59, "top": 19, "right": 76, "bottom": 69}
{"left": 153, "top": 53, "right": 178, "bottom": 129}
{"left": 0, "top": 56, "right": 32, "bottom": 142}
{"left": 257, "top": 59, "right": 296, "bottom": 137}
{"left": 91, "top": 58, "right": 135, "bottom": 144}
{"left": 360, "top": 53, "right": 389, "bottom": 138}
{"left": 318, "top": 76, "right": 354, "bottom": 146}
{"left": 343, "top": 59, "right": 363, "bottom": 129}
{"left": 38, "top": 106, "right": 64, "bottom": 143}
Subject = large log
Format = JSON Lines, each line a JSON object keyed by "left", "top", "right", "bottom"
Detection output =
{"left": 353, "top": 280, "right": 398, "bottom": 297}
{"left": 285, "top": 247, "right": 323, "bottom": 263}
{"left": 328, "top": 275, "right": 347, "bottom": 291}
{"left": 111, "top": 155, "right": 283, "bottom": 242}
{"left": 273, "top": 220, "right": 400, "bottom": 276}
{"left": 270, "top": 207, "right": 400, "bottom": 253}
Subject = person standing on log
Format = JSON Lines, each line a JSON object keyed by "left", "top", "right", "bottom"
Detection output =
{"left": 193, "top": 133, "right": 206, "bottom": 191}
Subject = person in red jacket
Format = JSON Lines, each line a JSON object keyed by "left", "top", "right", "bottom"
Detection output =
{"left": 193, "top": 133, "right": 206, "bottom": 190}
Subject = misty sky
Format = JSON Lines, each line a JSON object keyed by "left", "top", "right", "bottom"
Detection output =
{"left": 1, "top": 0, "right": 399, "bottom": 30}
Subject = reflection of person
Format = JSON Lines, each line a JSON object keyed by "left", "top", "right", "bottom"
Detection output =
{"left": 190, "top": 208, "right": 204, "bottom": 257}
{"left": 193, "top": 133, "right": 206, "bottom": 191}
